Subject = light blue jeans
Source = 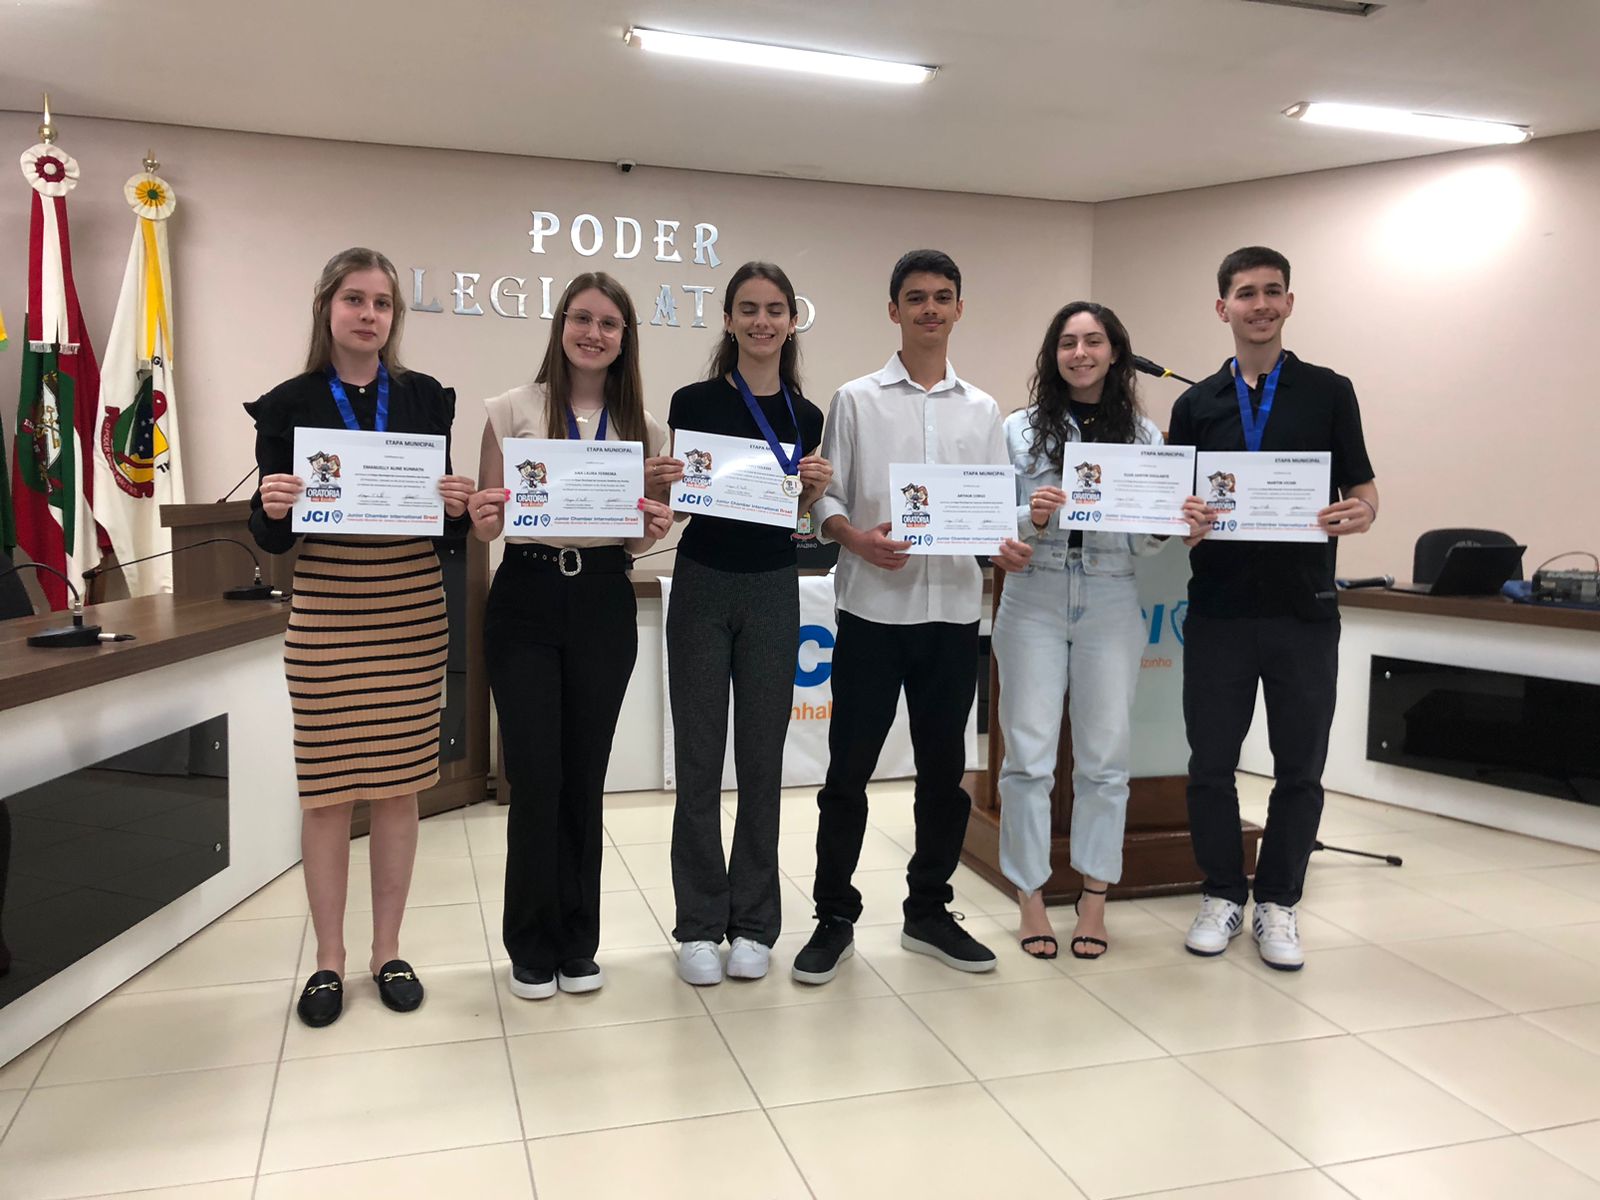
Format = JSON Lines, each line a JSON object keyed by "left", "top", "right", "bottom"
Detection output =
{"left": 992, "top": 555, "right": 1144, "bottom": 891}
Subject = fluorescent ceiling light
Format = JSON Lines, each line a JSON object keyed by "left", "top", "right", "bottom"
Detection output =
{"left": 1284, "top": 101, "right": 1530, "bottom": 145}
{"left": 625, "top": 27, "right": 935, "bottom": 85}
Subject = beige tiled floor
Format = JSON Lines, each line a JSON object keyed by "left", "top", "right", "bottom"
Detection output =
{"left": 4, "top": 776, "right": 1600, "bottom": 1199}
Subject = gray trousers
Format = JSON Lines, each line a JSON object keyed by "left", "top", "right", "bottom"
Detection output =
{"left": 666, "top": 555, "right": 798, "bottom": 946}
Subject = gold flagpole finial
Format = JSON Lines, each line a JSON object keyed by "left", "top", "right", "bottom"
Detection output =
{"left": 143, "top": 149, "right": 160, "bottom": 174}
{"left": 39, "top": 91, "right": 56, "bottom": 144}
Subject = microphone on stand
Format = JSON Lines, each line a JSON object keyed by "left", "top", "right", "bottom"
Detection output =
{"left": 1132, "top": 355, "right": 1199, "bottom": 387}
{"left": 216, "top": 465, "right": 258, "bottom": 503}
{"left": 0, "top": 561, "right": 107, "bottom": 647}
{"left": 83, "top": 537, "right": 282, "bottom": 601}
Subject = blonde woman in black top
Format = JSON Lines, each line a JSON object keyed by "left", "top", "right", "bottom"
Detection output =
{"left": 248, "top": 247, "right": 474, "bottom": 1027}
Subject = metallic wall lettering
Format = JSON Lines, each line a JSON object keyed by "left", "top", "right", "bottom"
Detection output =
{"left": 411, "top": 267, "right": 444, "bottom": 313}
{"left": 654, "top": 219, "right": 682, "bottom": 263}
{"left": 490, "top": 276, "right": 527, "bottom": 319}
{"left": 571, "top": 213, "right": 603, "bottom": 257}
{"left": 681, "top": 284, "right": 715, "bottom": 328}
{"left": 453, "top": 272, "right": 483, "bottom": 316}
{"left": 613, "top": 217, "right": 642, "bottom": 259}
{"left": 693, "top": 223, "right": 721, "bottom": 268}
{"left": 650, "top": 284, "right": 679, "bottom": 327}
{"left": 529, "top": 211, "right": 560, "bottom": 254}
{"left": 796, "top": 295, "right": 816, "bottom": 333}
{"left": 539, "top": 276, "right": 556, "bottom": 320}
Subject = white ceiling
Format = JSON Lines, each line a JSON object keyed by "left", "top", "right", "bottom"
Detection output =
{"left": 1, "top": 0, "right": 1596, "bottom": 202}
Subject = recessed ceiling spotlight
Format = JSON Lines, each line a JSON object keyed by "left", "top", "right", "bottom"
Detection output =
{"left": 1283, "top": 101, "right": 1530, "bottom": 145}
{"left": 624, "top": 27, "right": 936, "bottom": 85}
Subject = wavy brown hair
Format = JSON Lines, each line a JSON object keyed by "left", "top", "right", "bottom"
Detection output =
{"left": 305, "top": 247, "right": 407, "bottom": 376}
{"left": 1024, "top": 301, "right": 1142, "bottom": 470}
{"left": 536, "top": 272, "right": 648, "bottom": 443}
{"left": 706, "top": 261, "right": 804, "bottom": 396}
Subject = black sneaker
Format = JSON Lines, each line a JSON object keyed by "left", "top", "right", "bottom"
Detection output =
{"left": 901, "top": 910, "right": 997, "bottom": 973}
{"left": 557, "top": 958, "right": 605, "bottom": 994}
{"left": 509, "top": 964, "right": 557, "bottom": 1000}
{"left": 791, "top": 916, "right": 855, "bottom": 985}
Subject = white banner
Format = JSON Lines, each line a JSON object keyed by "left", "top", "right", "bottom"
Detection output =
{"left": 660, "top": 572, "right": 978, "bottom": 789}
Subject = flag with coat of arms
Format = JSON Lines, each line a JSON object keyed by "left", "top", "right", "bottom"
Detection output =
{"left": 93, "top": 167, "right": 185, "bottom": 594}
{"left": 11, "top": 139, "right": 109, "bottom": 609}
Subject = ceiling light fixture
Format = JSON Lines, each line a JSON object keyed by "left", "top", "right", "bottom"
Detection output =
{"left": 624, "top": 27, "right": 935, "bottom": 85}
{"left": 1284, "top": 101, "right": 1530, "bottom": 145}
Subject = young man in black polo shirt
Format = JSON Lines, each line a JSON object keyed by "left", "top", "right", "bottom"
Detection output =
{"left": 1167, "top": 246, "right": 1377, "bottom": 971}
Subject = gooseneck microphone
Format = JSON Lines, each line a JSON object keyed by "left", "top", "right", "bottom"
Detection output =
{"left": 1132, "top": 355, "right": 1199, "bottom": 387}
{"left": 82, "top": 537, "right": 281, "bottom": 601}
{"left": 0, "top": 561, "right": 106, "bottom": 647}
{"left": 216, "top": 465, "right": 258, "bottom": 503}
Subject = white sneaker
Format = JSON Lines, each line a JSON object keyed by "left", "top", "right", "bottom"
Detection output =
{"left": 677, "top": 940, "right": 723, "bottom": 986}
{"left": 1252, "top": 902, "right": 1304, "bottom": 971}
{"left": 1185, "top": 895, "right": 1245, "bottom": 957}
{"left": 727, "top": 938, "right": 770, "bottom": 980}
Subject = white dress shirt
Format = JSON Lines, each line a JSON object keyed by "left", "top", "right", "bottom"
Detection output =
{"left": 813, "top": 354, "right": 1008, "bottom": 625}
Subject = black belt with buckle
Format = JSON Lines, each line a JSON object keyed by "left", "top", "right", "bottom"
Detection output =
{"left": 506, "top": 543, "right": 630, "bottom": 576}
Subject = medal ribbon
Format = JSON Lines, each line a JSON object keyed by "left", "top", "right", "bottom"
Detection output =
{"left": 731, "top": 369, "right": 802, "bottom": 475}
{"left": 328, "top": 362, "right": 389, "bottom": 433}
{"left": 1231, "top": 351, "right": 1283, "bottom": 454}
{"left": 566, "top": 405, "right": 608, "bottom": 441}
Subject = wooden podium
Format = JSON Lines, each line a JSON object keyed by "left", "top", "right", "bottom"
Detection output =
{"left": 159, "top": 502, "right": 492, "bottom": 823}
{"left": 961, "top": 566, "right": 1262, "bottom": 903}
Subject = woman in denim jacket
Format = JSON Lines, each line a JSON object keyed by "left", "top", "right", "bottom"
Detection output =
{"left": 993, "top": 301, "right": 1207, "bottom": 959}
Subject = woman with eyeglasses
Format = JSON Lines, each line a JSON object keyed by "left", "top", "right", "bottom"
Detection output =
{"left": 466, "top": 272, "right": 675, "bottom": 1000}
{"left": 662, "top": 261, "right": 831, "bottom": 986}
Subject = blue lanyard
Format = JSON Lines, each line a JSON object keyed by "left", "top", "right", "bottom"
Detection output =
{"left": 731, "top": 369, "right": 802, "bottom": 474}
{"left": 1232, "top": 352, "right": 1283, "bottom": 453}
{"left": 566, "top": 405, "right": 608, "bottom": 441}
{"left": 327, "top": 362, "right": 388, "bottom": 433}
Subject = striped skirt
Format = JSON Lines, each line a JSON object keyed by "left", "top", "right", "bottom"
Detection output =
{"left": 286, "top": 536, "right": 448, "bottom": 809}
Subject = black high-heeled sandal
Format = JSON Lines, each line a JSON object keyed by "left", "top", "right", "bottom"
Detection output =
{"left": 1071, "top": 885, "right": 1110, "bottom": 960}
{"left": 1019, "top": 935, "right": 1058, "bottom": 960}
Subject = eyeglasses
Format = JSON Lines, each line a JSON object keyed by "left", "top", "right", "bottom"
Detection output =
{"left": 565, "top": 310, "right": 625, "bottom": 336}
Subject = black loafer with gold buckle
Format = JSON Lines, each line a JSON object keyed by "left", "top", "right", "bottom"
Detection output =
{"left": 373, "top": 959, "right": 425, "bottom": 1013}
{"left": 297, "top": 970, "right": 344, "bottom": 1027}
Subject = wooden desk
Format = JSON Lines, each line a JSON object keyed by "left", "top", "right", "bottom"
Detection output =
{"left": 0, "top": 595, "right": 289, "bottom": 712}
{"left": 1339, "top": 587, "right": 1600, "bottom": 633}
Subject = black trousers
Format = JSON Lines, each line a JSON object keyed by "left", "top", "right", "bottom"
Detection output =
{"left": 665, "top": 556, "right": 797, "bottom": 947}
{"left": 813, "top": 613, "right": 979, "bottom": 924}
{"left": 485, "top": 548, "right": 637, "bottom": 971}
{"left": 1182, "top": 612, "right": 1340, "bottom": 908}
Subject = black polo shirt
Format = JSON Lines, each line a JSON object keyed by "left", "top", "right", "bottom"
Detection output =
{"left": 1167, "top": 351, "right": 1375, "bottom": 621}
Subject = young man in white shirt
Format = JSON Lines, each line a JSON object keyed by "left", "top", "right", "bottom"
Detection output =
{"left": 794, "top": 250, "right": 1033, "bottom": 984}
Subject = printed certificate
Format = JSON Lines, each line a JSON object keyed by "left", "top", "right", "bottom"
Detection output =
{"left": 669, "top": 428, "right": 799, "bottom": 529}
{"left": 1062, "top": 443, "right": 1196, "bottom": 536}
{"left": 292, "top": 427, "right": 445, "bottom": 535}
{"left": 889, "top": 463, "right": 1014, "bottom": 555}
{"left": 503, "top": 437, "right": 644, "bottom": 538}
{"left": 1196, "top": 451, "right": 1330, "bottom": 543}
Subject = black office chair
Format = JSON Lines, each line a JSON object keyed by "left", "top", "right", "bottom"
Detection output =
{"left": 0, "top": 550, "right": 37, "bottom": 621}
{"left": 1412, "top": 528, "right": 1522, "bottom": 585}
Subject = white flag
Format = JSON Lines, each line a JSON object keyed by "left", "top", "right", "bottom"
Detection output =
{"left": 95, "top": 171, "right": 184, "bottom": 595}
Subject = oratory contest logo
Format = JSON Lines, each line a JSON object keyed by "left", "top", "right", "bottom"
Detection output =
{"left": 514, "top": 459, "right": 549, "bottom": 506}
{"left": 899, "top": 482, "right": 931, "bottom": 527}
{"left": 305, "top": 451, "right": 343, "bottom": 500}
{"left": 1206, "top": 470, "right": 1237, "bottom": 511}
{"left": 682, "top": 448, "right": 713, "bottom": 487}
{"left": 1071, "top": 461, "right": 1102, "bottom": 504}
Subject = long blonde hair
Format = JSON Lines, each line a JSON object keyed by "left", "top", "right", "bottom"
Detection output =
{"left": 304, "top": 247, "right": 408, "bottom": 376}
{"left": 535, "top": 272, "right": 647, "bottom": 442}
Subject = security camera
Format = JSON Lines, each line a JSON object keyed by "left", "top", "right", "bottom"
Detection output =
{"left": 616, "top": 159, "right": 636, "bottom": 174}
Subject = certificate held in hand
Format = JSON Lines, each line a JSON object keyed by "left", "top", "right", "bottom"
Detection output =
{"left": 1062, "top": 443, "right": 1196, "bottom": 536}
{"left": 888, "top": 463, "right": 1014, "bottom": 555}
{"left": 502, "top": 437, "right": 644, "bottom": 538}
{"left": 292, "top": 427, "right": 445, "bottom": 536}
{"left": 669, "top": 428, "right": 799, "bottom": 529}
{"left": 1197, "top": 450, "right": 1330, "bottom": 543}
